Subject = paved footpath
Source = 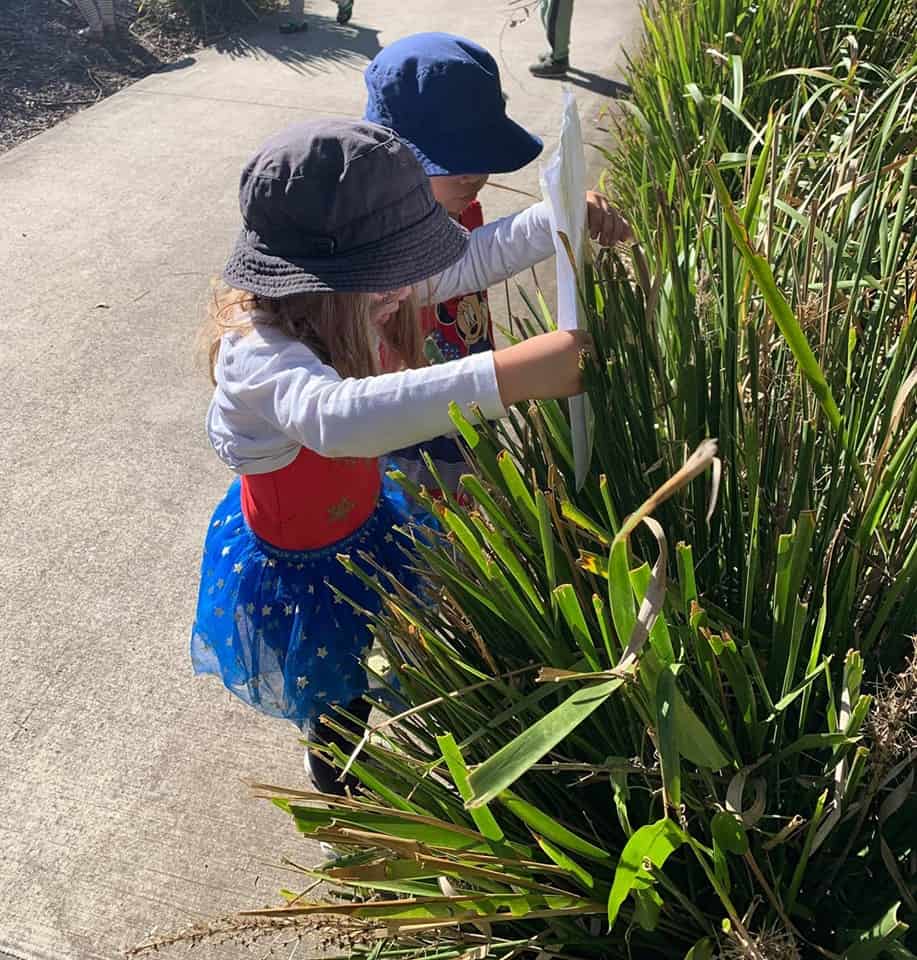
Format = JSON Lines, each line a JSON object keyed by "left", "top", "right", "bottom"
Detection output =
{"left": 0, "top": 0, "right": 640, "bottom": 956}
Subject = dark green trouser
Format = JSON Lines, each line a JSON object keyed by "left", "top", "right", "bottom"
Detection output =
{"left": 540, "top": 0, "right": 574, "bottom": 62}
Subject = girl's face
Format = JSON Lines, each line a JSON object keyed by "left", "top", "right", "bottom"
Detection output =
{"left": 369, "top": 285, "right": 413, "bottom": 325}
{"left": 431, "top": 174, "right": 490, "bottom": 216}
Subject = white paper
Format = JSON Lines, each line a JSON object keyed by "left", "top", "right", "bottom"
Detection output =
{"left": 539, "top": 89, "right": 593, "bottom": 490}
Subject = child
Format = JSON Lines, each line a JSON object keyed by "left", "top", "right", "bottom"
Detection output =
{"left": 191, "top": 118, "right": 591, "bottom": 794}
{"left": 364, "top": 32, "right": 629, "bottom": 495}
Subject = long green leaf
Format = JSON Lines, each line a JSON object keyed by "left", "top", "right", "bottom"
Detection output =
{"left": 467, "top": 679, "right": 624, "bottom": 807}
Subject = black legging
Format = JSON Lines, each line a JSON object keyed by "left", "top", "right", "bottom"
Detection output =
{"left": 309, "top": 696, "right": 373, "bottom": 795}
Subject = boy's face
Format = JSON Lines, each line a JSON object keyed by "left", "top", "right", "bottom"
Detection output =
{"left": 431, "top": 174, "right": 490, "bottom": 216}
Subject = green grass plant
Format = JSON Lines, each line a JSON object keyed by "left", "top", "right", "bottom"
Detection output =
{"left": 225, "top": 2, "right": 917, "bottom": 957}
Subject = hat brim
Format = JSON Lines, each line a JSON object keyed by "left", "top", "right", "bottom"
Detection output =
{"left": 222, "top": 203, "right": 469, "bottom": 297}
{"left": 407, "top": 115, "right": 543, "bottom": 177}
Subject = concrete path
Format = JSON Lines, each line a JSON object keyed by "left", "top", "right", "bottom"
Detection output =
{"left": 0, "top": 0, "right": 641, "bottom": 956}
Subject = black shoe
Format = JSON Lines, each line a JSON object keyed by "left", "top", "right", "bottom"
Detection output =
{"left": 304, "top": 697, "right": 371, "bottom": 795}
{"left": 529, "top": 56, "right": 569, "bottom": 78}
{"left": 336, "top": 1, "right": 353, "bottom": 23}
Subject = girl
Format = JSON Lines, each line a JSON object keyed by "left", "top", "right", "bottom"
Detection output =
{"left": 191, "top": 118, "right": 591, "bottom": 794}
{"left": 364, "top": 32, "right": 629, "bottom": 496}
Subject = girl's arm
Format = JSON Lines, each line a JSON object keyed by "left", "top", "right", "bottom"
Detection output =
{"left": 217, "top": 327, "right": 588, "bottom": 461}
{"left": 422, "top": 201, "right": 555, "bottom": 304}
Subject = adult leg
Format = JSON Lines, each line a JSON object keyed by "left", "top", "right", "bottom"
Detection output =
{"left": 335, "top": 0, "right": 354, "bottom": 24}
{"left": 280, "top": 0, "right": 308, "bottom": 32}
{"left": 98, "top": 0, "right": 116, "bottom": 30}
{"left": 531, "top": 0, "right": 573, "bottom": 76}
{"left": 74, "top": 0, "right": 104, "bottom": 36}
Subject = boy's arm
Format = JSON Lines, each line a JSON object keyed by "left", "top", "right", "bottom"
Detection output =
{"left": 421, "top": 201, "right": 556, "bottom": 304}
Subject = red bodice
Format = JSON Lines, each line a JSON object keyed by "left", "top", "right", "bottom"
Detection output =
{"left": 241, "top": 447, "right": 380, "bottom": 551}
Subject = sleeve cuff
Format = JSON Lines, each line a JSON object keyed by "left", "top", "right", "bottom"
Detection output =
{"left": 463, "top": 350, "right": 507, "bottom": 422}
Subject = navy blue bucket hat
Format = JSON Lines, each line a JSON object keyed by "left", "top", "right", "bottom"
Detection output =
{"left": 364, "top": 32, "right": 544, "bottom": 177}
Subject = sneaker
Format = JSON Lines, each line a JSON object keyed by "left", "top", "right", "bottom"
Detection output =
{"left": 336, "top": 0, "right": 353, "bottom": 23}
{"left": 529, "top": 57, "right": 569, "bottom": 78}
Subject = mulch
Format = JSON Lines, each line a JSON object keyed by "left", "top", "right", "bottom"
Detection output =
{"left": 0, "top": 0, "right": 235, "bottom": 153}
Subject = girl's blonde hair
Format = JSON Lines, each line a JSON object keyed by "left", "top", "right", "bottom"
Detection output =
{"left": 201, "top": 283, "right": 425, "bottom": 384}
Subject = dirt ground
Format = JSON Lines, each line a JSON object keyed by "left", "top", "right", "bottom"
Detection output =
{"left": 0, "top": 0, "right": 264, "bottom": 153}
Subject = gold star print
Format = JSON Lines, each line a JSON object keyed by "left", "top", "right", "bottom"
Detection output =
{"left": 316, "top": 646, "right": 329, "bottom": 659}
{"left": 308, "top": 584, "right": 315, "bottom": 594}
{"left": 295, "top": 675, "right": 309, "bottom": 689}
{"left": 246, "top": 602, "right": 255, "bottom": 615}
{"left": 221, "top": 546, "right": 231, "bottom": 557}
{"left": 226, "top": 636, "right": 233, "bottom": 647}
{"left": 267, "top": 559, "right": 276, "bottom": 568}
{"left": 384, "top": 533, "right": 395, "bottom": 543}
{"left": 216, "top": 578, "right": 225, "bottom": 589}
{"left": 327, "top": 497, "right": 356, "bottom": 523}
{"left": 214, "top": 607, "right": 224, "bottom": 618}
{"left": 261, "top": 605, "right": 272, "bottom": 616}
{"left": 284, "top": 604, "right": 294, "bottom": 616}
{"left": 233, "top": 563, "right": 243, "bottom": 574}
{"left": 317, "top": 690, "right": 327, "bottom": 699}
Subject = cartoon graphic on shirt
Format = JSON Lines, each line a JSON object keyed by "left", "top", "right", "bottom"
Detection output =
{"left": 419, "top": 202, "right": 493, "bottom": 365}
{"left": 389, "top": 201, "right": 494, "bottom": 502}
{"left": 424, "top": 291, "right": 492, "bottom": 362}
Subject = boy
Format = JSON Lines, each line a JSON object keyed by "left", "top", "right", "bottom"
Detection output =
{"left": 364, "top": 32, "right": 628, "bottom": 495}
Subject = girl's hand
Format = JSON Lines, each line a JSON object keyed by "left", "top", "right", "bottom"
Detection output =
{"left": 493, "top": 329, "right": 594, "bottom": 407}
{"left": 586, "top": 191, "right": 632, "bottom": 246}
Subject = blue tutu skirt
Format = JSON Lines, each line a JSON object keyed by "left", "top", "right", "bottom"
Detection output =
{"left": 190, "top": 477, "right": 420, "bottom": 727}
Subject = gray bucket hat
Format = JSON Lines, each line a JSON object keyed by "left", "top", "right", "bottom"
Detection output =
{"left": 223, "top": 118, "right": 469, "bottom": 296}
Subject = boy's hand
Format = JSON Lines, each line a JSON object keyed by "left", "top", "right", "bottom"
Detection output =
{"left": 586, "top": 191, "right": 632, "bottom": 246}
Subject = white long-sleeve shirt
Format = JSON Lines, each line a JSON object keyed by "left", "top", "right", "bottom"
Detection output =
{"left": 422, "top": 200, "right": 554, "bottom": 304}
{"left": 207, "top": 202, "right": 555, "bottom": 474}
{"left": 208, "top": 323, "right": 505, "bottom": 473}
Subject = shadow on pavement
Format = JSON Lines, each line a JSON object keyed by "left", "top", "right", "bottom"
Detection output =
{"left": 214, "top": 13, "right": 382, "bottom": 75}
{"left": 156, "top": 56, "right": 198, "bottom": 73}
{"left": 564, "top": 69, "right": 631, "bottom": 98}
